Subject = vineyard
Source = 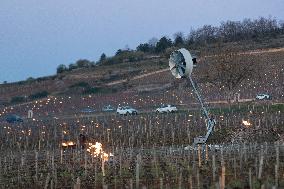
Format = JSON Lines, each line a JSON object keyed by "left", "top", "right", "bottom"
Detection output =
{"left": 0, "top": 44, "right": 283, "bottom": 189}
{"left": 0, "top": 103, "right": 283, "bottom": 189}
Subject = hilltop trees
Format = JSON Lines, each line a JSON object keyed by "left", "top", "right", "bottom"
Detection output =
{"left": 188, "top": 17, "right": 281, "bottom": 45}
{"left": 68, "top": 63, "right": 78, "bottom": 70}
{"left": 136, "top": 43, "right": 151, "bottom": 53}
{"left": 56, "top": 59, "right": 95, "bottom": 74}
{"left": 56, "top": 64, "right": 67, "bottom": 74}
{"left": 155, "top": 36, "right": 173, "bottom": 53}
{"left": 99, "top": 53, "right": 106, "bottom": 62}
{"left": 76, "top": 59, "right": 94, "bottom": 68}
{"left": 173, "top": 32, "right": 185, "bottom": 47}
{"left": 55, "top": 17, "right": 284, "bottom": 69}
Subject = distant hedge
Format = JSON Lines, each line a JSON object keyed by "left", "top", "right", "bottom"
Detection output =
{"left": 28, "top": 91, "right": 49, "bottom": 100}
{"left": 10, "top": 96, "right": 25, "bottom": 104}
{"left": 83, "top": 87, "right": 117, "bottom": 94}
{"left": 69, "top": 82, "right": 90, "bottom": 88}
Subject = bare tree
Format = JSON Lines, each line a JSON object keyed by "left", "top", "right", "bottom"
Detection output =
{"left": 173, "top": 32, "right": 185, "bottom": 47}
{"left": 148, "top": 37, "right": 158, "bottom": 47}
{"left": 201, "top": 46, "right": 264, "bottom": 103}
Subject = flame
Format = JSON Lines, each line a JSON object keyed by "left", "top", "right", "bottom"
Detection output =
{"left": 68, "top": 141, "right": 75, "bottom": 145}
{"left": 242, "top": 120, "right": 252, "bottom": 127}
{"left": 87, "top": 142, "right": 113, "bottom": 162}
{"left": 62, "top": 141, "right": 75, "bottom": 147}
{"left": 62, "top": 142, "right": 68, "bottom": 147}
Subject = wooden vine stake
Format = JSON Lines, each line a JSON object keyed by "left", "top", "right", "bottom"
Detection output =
{"left": 44, "top": 173, "right": 50, "bottom": 189}
{"left": 102, "top": 157, "right": 105, "bottom": 177}
{"left": 136, "top": 154, "right": 141, "bottom": 189}
{"left": 205, "top": 144, "right": 208, "bottom": 162}
{"left": 74, "top": 177, "right": 81, "bottom": 189}
{"left": 212, "top": 154, "right": 216, "bottom": 182}
{"left": 249, "top": 168, "right": 252, "bottom": 189}
{"left": 198, "top": 145, "right": 201, "bottom": 167}
{"left": 159, "top": 178, "right": 163, "bottom": 189}
{"left": 60, "top": 149, "right": 63, "bottom": 164}
{"left": 35, "top": 151, "right": 38, "bottom": 182}
{"left": 275, "top": 142, "right": 279, "bottom": 188}
{"left": 220, "top": 166, "right": 225, "bottom": 189}
{"left": 258, "top": 146, "right": 264, "bottom": 179}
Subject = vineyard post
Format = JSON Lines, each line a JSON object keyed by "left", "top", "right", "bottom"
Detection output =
{"left": 74, "top": 177, "right": 81, "bottom": 189}
{"left": 0, "top": 157, "right": 2, "bottom": 185}
{"left": 154, "top": 148, "right": 159, "bottom": 178}
{"left": 44, "top": 173, "right": 50, "bottom": 189}
{"left": 102, "top": 156, "right": 105, "bottom": 177}
{"left": 189, "top": 175, "right": 193, "bottom": 189}
{"left": 17, "top": 165, "right": 21, "bottom": 186}
{"left": 275, "top": 142, "right": 279, "bottom": 188}
{"left": 84, "top": 150, "right": 87, "bottom": 175}
{"left": 233, "top": 156, "right": 237, "bottom": 179}
{"left": 212, "top": 153, "right": 216, "bottom": 182}
{"left": 60, "top": 149, "right": 63, "bottom": 164}
{"left": 94, "top": 164, "right": 97, "bottom": 188}
{"left": 198, "top": 145, "right": 201, "bottom": 167}
{"left": 35, "top": 151, "right": 38, "bottom": 182}
{"left": 220, "top": 165, "right": 225, "bottom": 189}
{"left": 249, "top": 168, "right": 252, "bottom": 189}
{"left": 258, "top": 145, "right": 264, "bottom": 179}
{"left": 130, "top": 178, "right": 133, "bottom": 189}
{"left": 205, "top": 144, "right": 208, "bottom": 162}
{"left": 197, "top": 168, "right": 200, "bottom": 189}
{"left": 136, "top": 154, "right": 141, "bottom": 189}
{"left": 178, "top": 172, "right": 182, "bottom": 189}
{"left": 50, "top": 179, "right": 54, "bottom": 189}
{"left": 119, "top": 148, "right": 122, "bottom": 176}
{"left": 159, "top": 177, "right": 163, "bottom": 189}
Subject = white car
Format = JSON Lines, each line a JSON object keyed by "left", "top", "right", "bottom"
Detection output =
{"left": 116, "top": 106, "right": 138, "bottom": 115}
{"left": 256, "top": 94, "right": 271, "bottom": 100}
{"left": 156, "top": 104, "right": 178, "bottom": 113}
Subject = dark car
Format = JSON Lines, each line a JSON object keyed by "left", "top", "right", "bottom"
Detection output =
{"left": 6, "top": 114, "right": 23, "bottom": 123}
{"left": 80, "top": 108, "right": 96, "bottom": 113}
{"left": 102, "top": 105, "right": 115, "bottom": 112}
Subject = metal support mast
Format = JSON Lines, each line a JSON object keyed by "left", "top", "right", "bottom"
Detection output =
{"left": 189, "top": 76, "right": 216, "bottom": 145}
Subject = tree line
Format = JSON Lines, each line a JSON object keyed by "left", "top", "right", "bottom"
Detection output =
{"left": 136, "top": 17, "right": 284, "bottom": 53}
{"left": 56, "top": 17, "right": 284, "bottom": 73}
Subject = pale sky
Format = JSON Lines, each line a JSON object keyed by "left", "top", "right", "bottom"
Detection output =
{"left": 0, "top": 0, "right": 283, "bottom": 82}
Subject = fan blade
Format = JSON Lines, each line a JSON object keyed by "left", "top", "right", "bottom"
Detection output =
{"left": 178, "top": 66, "right": 185, "bottom": 75}
{"left": 170, "top": 65, "right": 177, "bottom": 70}
{"left": 179, "top": 64, "right": 186, "bottom": 70}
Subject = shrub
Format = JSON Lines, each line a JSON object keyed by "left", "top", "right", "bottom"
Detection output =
{"left": 83, "top": 87, "right": 117, "bottom": 94}
{"left": 10, "top": 96, "right": 25, "bottom": 104}
{"left": 28, "top": 91, "right": 49, "bottom": 100}
{"left": 57, "top": 64, "right": 67, "bottom": 74}
{"left": 69, "top": 82, "right": 90, "bottom": 88}
{"left": 83, "top": 87, "right": 99, "bottom": 94}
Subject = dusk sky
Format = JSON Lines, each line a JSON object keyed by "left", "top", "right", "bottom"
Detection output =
{"left": 0, "top": 0, "right": 283, "bottom": 83}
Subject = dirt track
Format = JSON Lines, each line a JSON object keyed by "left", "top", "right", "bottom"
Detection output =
{"left": 106, "top": 47, "right": 284, "bottom": 86}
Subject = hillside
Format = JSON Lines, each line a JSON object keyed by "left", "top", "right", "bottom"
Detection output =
{"left": 1, "top": 19, "right": 284, "bottom": 189}
{"left": 0, "top": 38, "right": 283, "bottom": 115}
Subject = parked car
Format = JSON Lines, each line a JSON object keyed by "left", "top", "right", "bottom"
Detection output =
{"left": 256, "top": 94, "right": 271, "bottom": 100}
{"left": 80, "top": 108, "right": 96, "bottom": 113}
{"left": 116, "top": 106, "right": 138, "bottom": 115}
{"left": 156, "top": 104, "right": 178, "bottom": 113}
{"left": 6, "top": 114, "right": 23, "bottom": 123}
{"left": 102, "top": 105, "right": 115, "bottom": 112}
